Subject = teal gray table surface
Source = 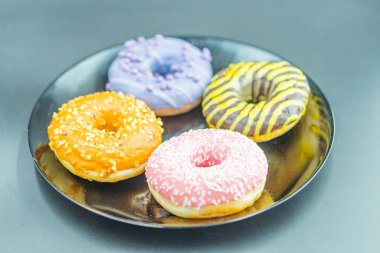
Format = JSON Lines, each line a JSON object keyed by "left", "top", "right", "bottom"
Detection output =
{"left": 1, "top": 0, "right": 379, "bottom": 252}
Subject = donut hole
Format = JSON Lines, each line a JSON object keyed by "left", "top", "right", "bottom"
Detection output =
{"left": 151, "top": 59, "right": 180, "bottom": 78}
{"left": 240, "top": 77, "right": 269, "bottom": 104}
{"left": 95, "top": 122, "right": 118, "bottom": 133}
{"left": 257, "top": 94, "right": 267, "bottom": 102}
{"left": 191, "top": 147, "right": 229, "bottom": 168}
{"left": 94, "top": 112, "right": 120, "bottom": 133}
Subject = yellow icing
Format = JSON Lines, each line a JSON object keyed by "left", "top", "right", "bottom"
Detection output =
{"left": 202, "top": 61, "right": 310, "bottom": 142}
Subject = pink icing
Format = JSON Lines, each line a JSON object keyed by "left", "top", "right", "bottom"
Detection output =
{"left": 145, "top": 129, "right": 268, "bottom": 209}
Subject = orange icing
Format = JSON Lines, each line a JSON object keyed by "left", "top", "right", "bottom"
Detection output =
{"left": 47, "top": 91, "right": 163, "bottom": 179}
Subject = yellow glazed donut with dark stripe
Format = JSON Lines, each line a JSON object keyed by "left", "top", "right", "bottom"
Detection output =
{"left": 202, "top": 61, "right": 310, "bottom": 142}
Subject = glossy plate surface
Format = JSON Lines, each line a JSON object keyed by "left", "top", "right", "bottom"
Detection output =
{"left": 28, "top": 36, "right": 334, "bottom": 228}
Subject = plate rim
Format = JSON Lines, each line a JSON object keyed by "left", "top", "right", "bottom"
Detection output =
{"left": 27, "top": 35, "right": 335, "bottom": 229}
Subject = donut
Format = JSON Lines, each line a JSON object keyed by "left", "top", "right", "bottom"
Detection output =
{"left": 202, "top": 61, "right": 310, "bottom": 142}
{"left": 47, "top": 91, "right": 163, "bottom": 183}
{"left": 106, "top": 34, "right": 213, "bottom": 116}
{"left": 145, "top": 129, "right": 268, "bottom": 218}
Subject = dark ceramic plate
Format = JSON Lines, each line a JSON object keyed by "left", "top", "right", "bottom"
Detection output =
{"left": 28, "top": 36, "right": 334, "bottom": 228}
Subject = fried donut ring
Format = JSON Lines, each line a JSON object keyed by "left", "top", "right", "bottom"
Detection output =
{"left": 48, "top": 91, "right": 163, "bottom": 182}
{"left": 202, "top": 61, "right": 310, "bottom": 142}
{"left": 145, "top": 129, "right": 268, "bottom": 218}
{"left": 106, "top": 35, "right": 213, "bottom": 116}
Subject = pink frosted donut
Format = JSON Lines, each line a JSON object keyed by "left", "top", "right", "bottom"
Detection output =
{"left": 145, "top": 129, "right": 268, "bottom": 218}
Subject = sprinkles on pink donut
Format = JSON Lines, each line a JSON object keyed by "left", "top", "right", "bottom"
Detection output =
{"left": 106, "top": 34, "right": 213, "bottom": 116}
{"left": 145, "top": 129, "right": 268, "bottom": 218}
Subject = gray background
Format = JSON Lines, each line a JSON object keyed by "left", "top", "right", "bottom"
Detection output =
{"left": 1, "top": 0, "right": 379, "bottom": 252}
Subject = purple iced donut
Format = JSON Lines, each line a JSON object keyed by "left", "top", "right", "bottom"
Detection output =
{"left": 106, "top": 34, "right": 213, "bottom": 116}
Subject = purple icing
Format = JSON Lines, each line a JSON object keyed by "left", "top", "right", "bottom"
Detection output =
{"left": 124, "top": 40, "right": 136, "bottom": 48}
{"left": 202, "top": 48, "right": 212, "bottom": 62}
{"left": 106, "top": 35, "right": 213, "bottom": 110}
{"left": 155, "top": 34, "right": 164, "bottom": 40}
{"left": 146, "top": 84, "right": 154, "bottom": 92}
{"left": 105, "top": 83, "right": 112, "bottom": 90}
{"left": 156, "top": 75, "right": 164, "bottom": 82}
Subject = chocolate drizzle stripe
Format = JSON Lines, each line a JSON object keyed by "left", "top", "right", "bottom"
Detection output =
{"left": 219, "top": 109, "right": 245, "bottom": 130}
{"left": 266, "top": 66, "right": 302, "bottom": 81}
{"left": 251, "top": 62, "right": 272, "bottom": 102}
{"left": 271, "top": 109, "right": 303, "bottom": 132}
{"left": 260, "top": 100, "right": 305, "bottom": 135}
{"left": 252, "top": 62, "right": 290, "bottom": 102}
{"left": 229, "top": 102, "right": 253, "bottom": 131}
{"left": 254, "top": 87, "right": 307, "bottom": 136}
{"left": 203, "top": 94, "right": 237, "bottom": 116}
{"left": 209, "top": 101, "right": 241, "bottom": 127}
{"left": 215, "top": 102, "right": 247, "bottom": 128}
{"left": 233, "top": 114, "right": 249, "bottom": 132}
{"left": 258, "top": 91, "right": 307, "bottom": 135}
{"left": 272, "top": 72, "right": 306, "bottom": 84}
{"left": 205, "top": 97, "right": 239, "bottom": 125}
{"left": 266, "top": 69, "right": 306, "bottom": 96}
{"left": 202, "top": 89, "right": 238, "bottom": 110}
{"left": 203, "top": 64, "right": 245, "bottom": 98}
{"left": 246, "top": 101, "right": 266, "bottom": 136}
{"left": 202, "top": 61, "right": 310, "bottom": 141}
{"left": 270, "top": 81, "right": 309, "bottom": 98}
{"left": 202, "top": 85, "right": 235, "bottom": 107}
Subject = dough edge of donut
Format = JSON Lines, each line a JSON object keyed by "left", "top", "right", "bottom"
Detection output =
{"left": 54, "top": 150, "right": 146, "bottom": 183}
{"left": 148, "top": 182, "right": 265, "bottom": 219}
{"left": 250, "top": 117, "right": 302, "bottom": 142}
{"left": 202, "top": 61, "right": 310, "bottom": 143}
{"left": 206, "top": 113, "right": 303, "bottom": 142}
{"left": 154, "top": 98, "right": 201, "bottom": 117}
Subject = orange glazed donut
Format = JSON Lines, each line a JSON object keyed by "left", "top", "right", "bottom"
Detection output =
{"left": 48, "top": 91, "right": 163, "bottom": 182}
